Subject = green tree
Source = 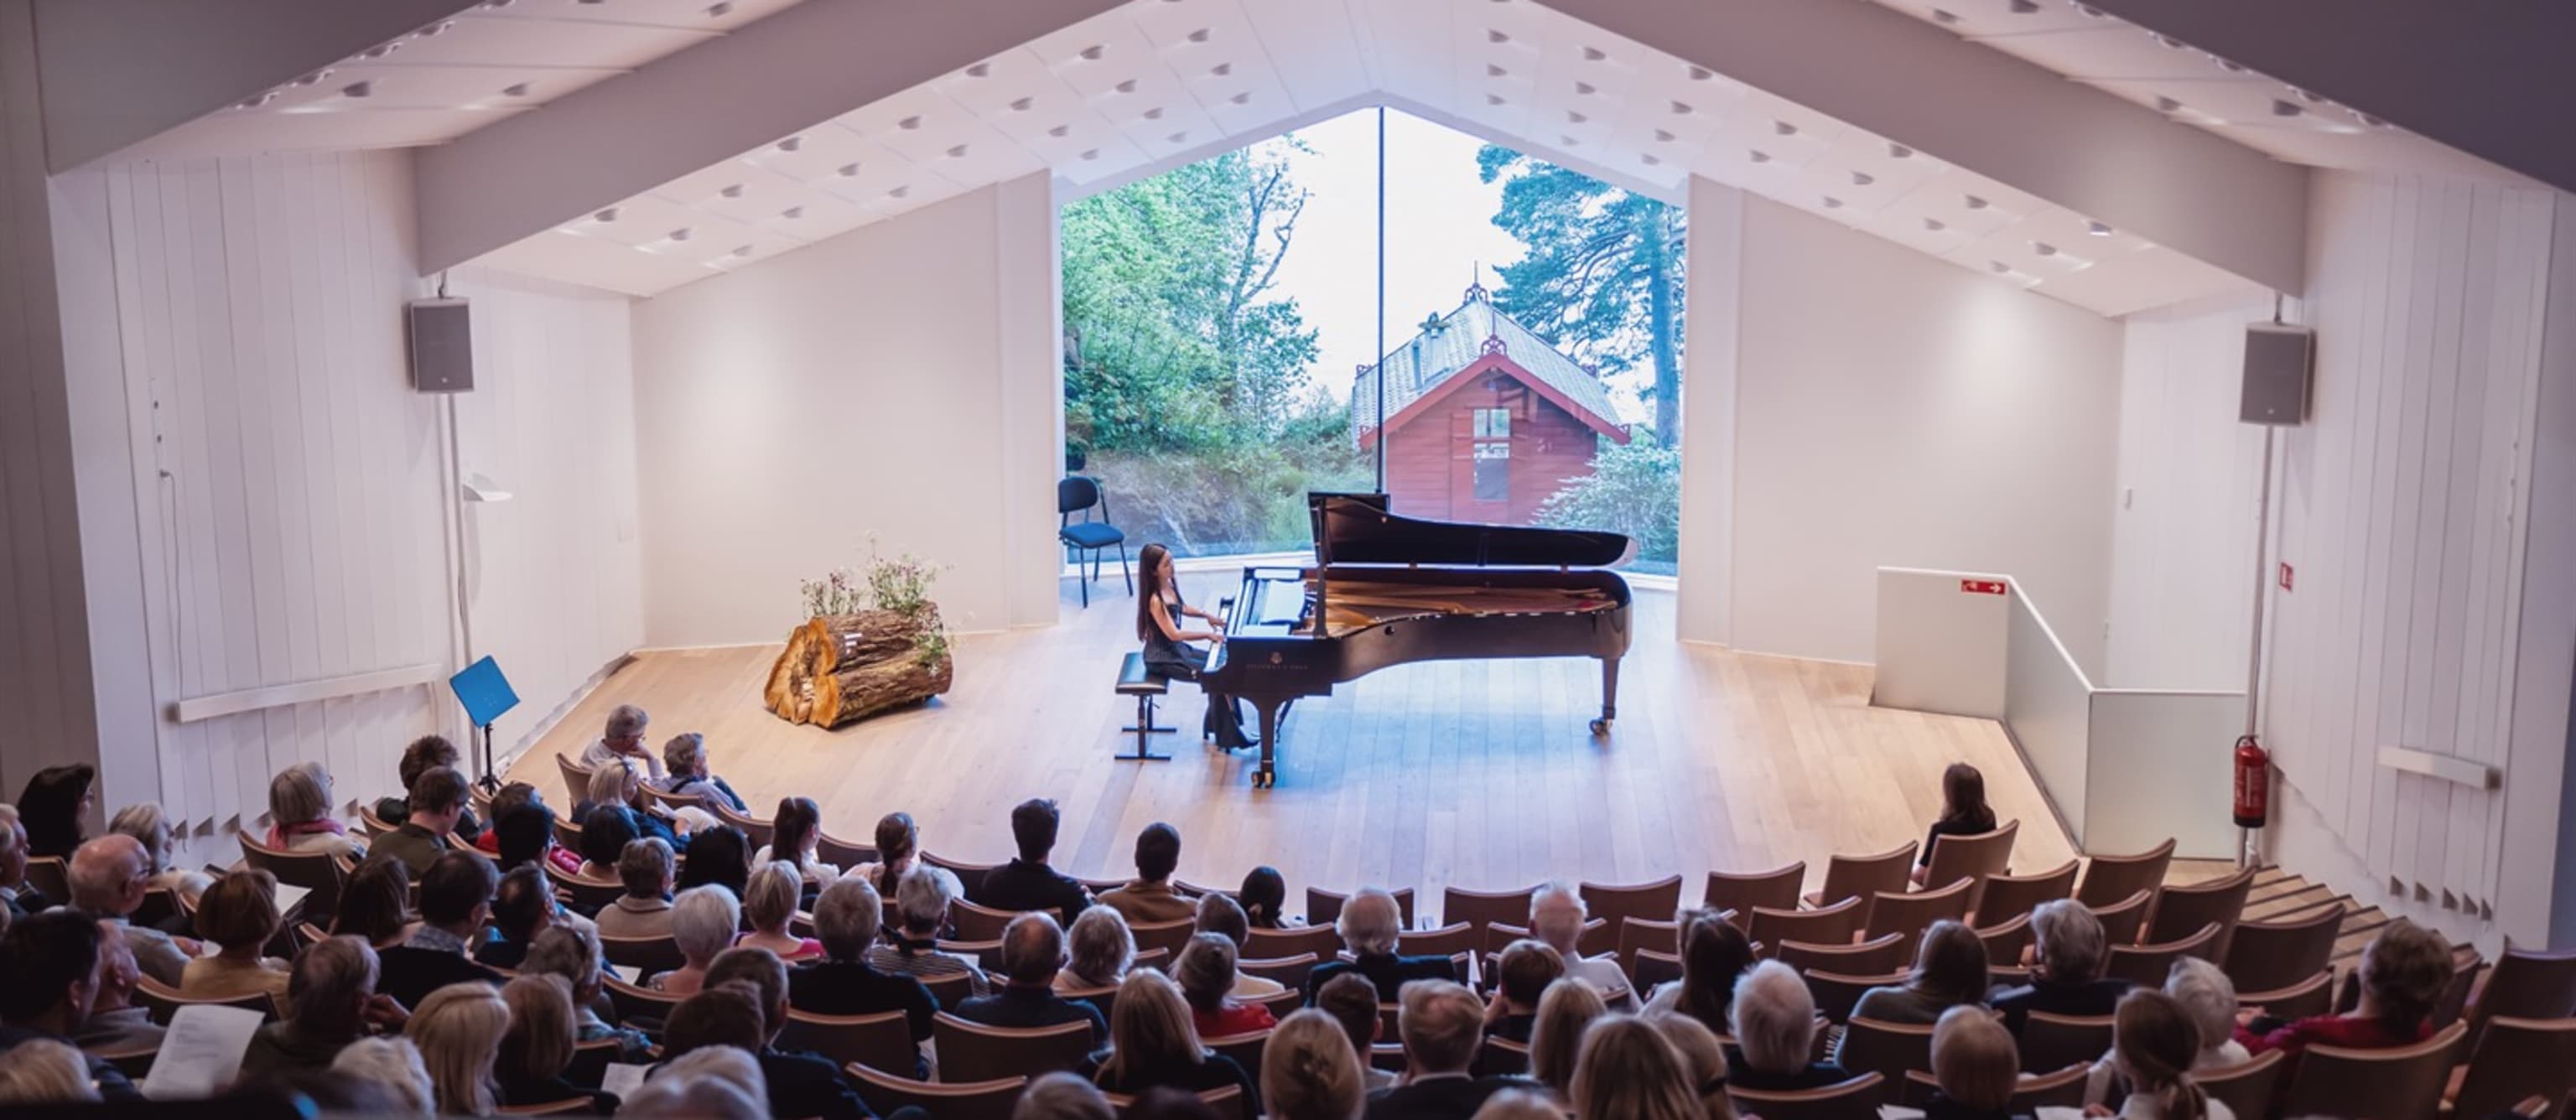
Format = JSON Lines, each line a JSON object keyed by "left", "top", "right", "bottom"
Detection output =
{"left": 1534, "top": 431, "right": 1683, "bottom": 567}
{"left": 1477, "top": 145, "right": 1686, "bottom": 444}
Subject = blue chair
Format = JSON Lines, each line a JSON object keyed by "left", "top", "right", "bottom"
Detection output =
{"left": 1057, "top": 475, "right": 1129, "bottom": 606}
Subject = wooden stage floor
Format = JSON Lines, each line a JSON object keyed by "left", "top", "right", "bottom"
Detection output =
{"left": 505, "top": 578, "right": 2078, "bottom": 914}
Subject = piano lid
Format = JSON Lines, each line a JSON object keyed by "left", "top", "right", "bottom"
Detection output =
{"left": 1308, "top": 492, "right": 1635, "bottom": 568}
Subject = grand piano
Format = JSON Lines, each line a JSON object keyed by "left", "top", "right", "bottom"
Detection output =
{"left": 1206, "top": 492, "right": 1633, "bottom": 787}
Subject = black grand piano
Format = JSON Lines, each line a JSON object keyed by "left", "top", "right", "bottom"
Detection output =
{"left": 1205, "top": 493, "right": 1634, "bottom": 787}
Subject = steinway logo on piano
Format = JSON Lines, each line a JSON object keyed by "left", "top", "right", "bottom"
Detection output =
{"left": 1268, "top": 651, "right": 1283, "bottom": 665}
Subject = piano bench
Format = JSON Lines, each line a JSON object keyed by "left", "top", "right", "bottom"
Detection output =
{"left": 1115, "top": 652, "right": 1175, "bottom": 762}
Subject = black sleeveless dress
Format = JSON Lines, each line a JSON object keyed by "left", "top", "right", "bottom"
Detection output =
{"left": 1143, "top": 590, "right": 1253, "bottom": 749}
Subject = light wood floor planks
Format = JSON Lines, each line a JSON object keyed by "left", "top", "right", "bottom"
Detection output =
{"left": 506, "top": 580, "right": 2080, "bottom": 917}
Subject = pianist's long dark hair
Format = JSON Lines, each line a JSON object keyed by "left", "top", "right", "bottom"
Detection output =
{"left": 1135, "top": 542, "right": 1175, "bottom": 642}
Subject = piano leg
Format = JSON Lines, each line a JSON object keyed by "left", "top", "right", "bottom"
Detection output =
{"left": 1590, "top": 656, "right": 1620, "bottom": 738}
{"left": 1249, "top": 700, "right": 1284, "bottom": 789}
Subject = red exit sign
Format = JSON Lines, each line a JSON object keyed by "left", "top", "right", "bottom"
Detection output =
{"left": 2278, "top": 563, "right": 2295, "bottom": 591}
{"left": 1961, "top": 579, "right": 2008, "bottom": 596}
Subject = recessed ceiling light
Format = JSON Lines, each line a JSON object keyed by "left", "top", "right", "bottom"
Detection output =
{"left": 1582, "top": 46, "right": 1607, "bottom": 61}
{"left": 1963, "top": 194, "right": 1988, "bottom": 210}
{"left": 2155, "top": 96, "right": 2184, "bottom": 113}
{"left": 1931, "top": 8, "right": 1960, "bottom": 23}
{"left": 1187, "top": 28, "right": 1210, "bottom": 42}
{"left": 482, "top": 0, "right": 515, "bottom": 8}
{"left": 1653, "top": 128, "right": 1675, "bottom": 143}
{"left": 1888, "top": 143, "right": 1913, "bottom": 159}
{"left": 2152, "top": 33, "right": 2185, "bottom": 49}
{"left": 2292, "top": 87, "right": 2325, "bottom": 104}
{"left": 1046, "top": 125, "right": 1071, "bottom": 137}
{"left": 1574, "top": 81, "right": 1596, "bottom": 96}
{"left": 1990, "top": 261, "right": 2012, "bottom": 273}
{"left": 1822, "top": 196, "right": 1843, "bottom": 209}
{"left": 236, "top": 92, "right": 276, "bottom": 109}
{"left": 1487, "top": 64, "right": 1508, "bottom": 77}
{"left": 1486, "top": 94, "right": 1506, "bottom": 106}
{"left": 2033, "top": 241, "right": 2058, "bottom": 256}
{"left": 293, "top": 70, "right": 330, "bottom": 86}
{"left": 1142, "top": 106, "right": 1165, "bottom": 120}
{"left": 897, "top": 116, "right": 922, "bottom": 130}
{"left": 1079, "top": 45, "right": 1105, "bottom": 60}
{"left": 888, "top": 186, "right": 910, "bottom": 199}
{"left": 2270, "top": 100, "right": 2303, "bottom": 117}
{"left": 2007, "top": 0, "right": 2038, "bottom": 13}
{"left": 1210, "top": 63, "right": 1232, "bottom": 76}
{"left": 1114, "top": 79, "right": 1138, "bottom": 94}
{"left": 341, "top": 80, "right": 373, "bottom": 98}
{"left": 964, "top": 63, "right": 991, "bottom": 79}
{"left": 1559, "top": 135, "right": 1581, "bottom": 147}
{"left": 836, "top": 163, "right": 860, "bottom": 177}
{"left": 1566, "top": 111, "right": 1587, "bottom": 124}
{"left": 1773, "top": 121, "right": 1796, "bottom": 135}
{"left": 669, "top": 227, "right": 694, "bottom": 241}
{"left": 706, "top": 2, "right": 734, "bottom": 16}
{"left": 2075, "top": 3, "right": 2106, "bottom": 17}
{"left": 719, "top": 184, "right": 745, "bottom": 199}
{"left": 1748, "top": 149, "right": 1771, "bottom": 163}
{"left": 1670, "top": 101, "right": 1693, "bottom": 115}
{"left": 2355, "top": 111, "right": 2388, "bottom": 128}
{"left": 1851, "top": 171, "right": 1874, "bottom": 186}
{"left": 1488, "top": 29, "right": 1509, "bottom": 43}
{"left": 1229, "top": 92, "right": 1251, "bottom": 105}
{"left": 1923, "top": 218, "right": 1945, "bottom": 231}
{"left": 946, "top": 144, "right": 969, "bottom": 158}
{"left": 730, "top": 245, "right": 753, "bottom": 258}
{"left": 782, "top": 206, "right": 804, "bottom": 220}
{"left": 1009, "top": 97, "right": 1033, "bottom": 111}
{"left": 776, "top": 136, "right": 801, "bottom": 152}
{"left": 2085, "top": 220, "right": 2113, "bottom": 236}
{"left": 1080, "top": 148, "right": 1100, "bottom": 161}
{"left": 500, "top": 81, "right": 531, "bottom": 97}
{"left": 1641, "top": 153, "right": 1660, "bottom": 166}
{"left": 2213, "top": 55, "right": 2246, "bottom": 73}
{"left": 594, "top": 207, "right": 620, "bottom": 223}
{"left": 1688, "top": 65, "right": 1713, "bottom": 80}
{"left": 1167, "top": 131, "right": 1189, "bottom": 144}
{"left": 362, "top": 43, "right": 400, "bottom": 59}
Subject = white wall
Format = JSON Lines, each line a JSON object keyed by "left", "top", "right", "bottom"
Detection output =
{"left": 1711, "top": 193, "right": 2124, "bottom": 674}
{"left": 631, "top": 174, "right": 1061, "bottom": 649}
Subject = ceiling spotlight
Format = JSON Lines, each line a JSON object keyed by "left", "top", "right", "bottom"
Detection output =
{"left": 1688, "top": 65, "right": 1713, "bottom": 80}
{"left": 1931, "top": 8, "right": 1961, "bottom": 23}
{"left": 1574, "top": 81, "right": 1596, "bottom": 96}
{"left": 1964, "top": 194, "right": 1989, "bottom": 209}
{"left": 341, "top": 80, "right": 373, "bottom": 98}
{"left": 1888, "top": 143, "right": 1913, "bottom": 158}
{"left": 1748, "top": 149, "right": 1771, "bottom": 163}
{"left": 2271, "top": 99, "right": 2303, "bottom": 117}
{"left": 594, "top": 207, "right": 620, "bottom": 223}
{"left": 1923, "top": 218, "right": 1945, "bottom": 231}
{"left": 2007, "top": 0, "right": 2038, "bottom": 13}
{"left": 2213, "top": 55, "right": 2246, "bottom": 73}
{"left": 2155, "top": 96, "right": 2184, "bottom": 113}
{"left": 1080, "top": 148, "right": 1100, "bottom": 161}
{"left": 1210, "top": 63, "right": 1232, "bottom": 76}
{"left": 2152, "top": 33, "right": 2185, "bottom": 49}
{"left": 1046, "top": 124, "right": 1070, "bottom": 137}
{"left": 2032, "top": 241, "right": 2058, "bottom": 256}
{"left": 2355, "top": 111, "right": 2389, "bottom": 127}
{"left": 782, "top": 206, "right": 804, "bottom": 220}
{"left": 482, "top": 0, "right": 516, "bottom": 8}
{"left": 362, "top": 43, "right": 400, "bottom": 59}
{"left": 236, "top": 92, "right": 275, "bottom": 109}
{"left": 1670, "top": 101, "right": 1693, "bottom": 115}
{"left": 669, "top": 227, "right": 694, "bottom": 241}
{"left": 1142, "top": 106, "right": 1166, "bottom": 119}
{"left": 897, "top": 115, "right": 922, "bottom": 129}
{"left": 293, "top": 70, "right": 330, "bottom": 86}
{"left": 501, "top": 82, "right": 531, "bottom": 97}
{"left": 1229, "top": 91, "right": 1250, "bottom": 105}
{"left": 1167, "top": 130, "right": 1189, "bottom": 143}
{"left": 1773, "top": 120, "right": 1796, "bottom": 135}
{"left": 1484, "top": 93, "right": 1507, "bottom": 106}
{"left": 1079, "top": 45, "right": 1105, "bottom": 60}
{"left": 1582, "top": 46, "right": 1607, "bottom": 61}
{"left": 719, "top": 184, "right": 745, "bottom": 198}
{"left": 1187, "top": 28, "right": 1210, "bottom": 42}
{"left": 888, "top": 186, "right": 910, "bottom": 199}
{"left": 1851, "top": 171, "right": 1874, "bottom": 186}
{"left": 1990, "top": 261, "right": 2012, "bottom": 273}
{"left": 1009, "top": 96, "right": 1033, "bottom": 111}
{"left": 1488, "top": 29, "right": 1509, "bottom": 43}
{"left": 2292, "top": 87, "right": 2326, "bottom": 103}
{"left": 1653, "top": 128, "right": 1676, "bottom": 143}
{"left": 417, "top": 17, "right": 452, "bottom": 31}
{"left": 964, "top": 63, "right": 991, "bottom": 78}
{"left": 706, "top": 1, "right": 734, "bottom": 15}
{"left": 1641, "top": 153, "right": 1661, "bottom": 165}
{"left": 1822, "top": 196, "right": 1843, "bottom": 209}
{"left": 2075, "top": 3, "right": 2106, "bottom": 17}
{"left": 1114, "top": 79, "right": 1138, "bottom": 93}
{"left": 2086, "top": 220, "right": 2113, "bottom": 236}
{"left": 946, "top": 144, "right": 969, "bottom": 158}
{"left": 730, "top": 245, "right": 753, "bottom": 258}
{"left": 1487, "top": 64, "right": 1508, "bottom": 76}
{"left": 1567, "top": 111, "right": 1587, "bottom": 123}
{"left": 777, "top": 136, "right": 806, "bottom": 153}
{"left": 835, "top": 163, "right": 860, "bottom": 177}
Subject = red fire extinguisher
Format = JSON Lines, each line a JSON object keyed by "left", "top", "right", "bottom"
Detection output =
{"left": 2233, "top": 735, "right": 2270, "bottom": 829}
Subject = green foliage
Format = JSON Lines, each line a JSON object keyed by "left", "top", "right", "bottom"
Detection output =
{"left": 1534, "top": 431, "right": 1683, "bottom": 567}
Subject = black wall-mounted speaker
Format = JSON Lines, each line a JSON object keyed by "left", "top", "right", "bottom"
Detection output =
{"left": 2241, "top": 322, "right": 2314, "bottom": 425}
{"left": 408, "top": 298, "right": 475, "bottom": 393}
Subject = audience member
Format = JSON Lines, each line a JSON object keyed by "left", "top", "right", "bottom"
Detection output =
{"left": 662, "top": 983, "right": 768, "bottom": 1063}
{"left": 330, "top": 1035, "right": 437, "bottom": 1116}
{"left": 68, "top": 832, "right": 195, "bottom": 986}
{"left": 1526, "top": 883, "right": 1626, "bottom": 993}
{"left": 1467, "top": 1089, "right": 1561, "bottom": 1120}
{"left": 579, "top": 704, "right": 667, "bottom": 783}
{"left": 0, "top": 805, "right": 48, "bottom": 916}
{"left": 2089, "top": 957, "right": 2250, "bottom": 1106}
{"left": 0, "top": 911, "right": 143, "bottom": 1100}
{"left": 1195, "top": 891, "right": 1287, "bottom": 998}
{"left": 180, "top": 866, "right": 293, "bottom": 1000}
{"left": 1727, "top": 960, "right": 1847, "bottom": 1091}
{"left": 491, "top": 797, "right": 582, "bottom": 877}
{"left": 870, "top": 864, "right": 990, "bottom": 998}
{"left": 702, "top": 946, "right": 874, "bottom": 1119}
{"left": 788, "top": 878, "right": 937, "bottom": 1047}
{"left": 2107, "top": 989, "right": 2228, "bottom": 1120}
{"left": 1643, "top": 906, "right": 1753, "bottom": 1036}
{"left": 1261, "top": 1008, "right": 1366, "bottom": 1120}
{"left": 678, "top": 823, "right": 754, "bottom": 897}
{"left": 1316, "top": 972, "right": 1396, "bottom": 1093}
{"left": 851, "top": 811, "right": 920, "bottom": 900}
{"left": 372, "top": 765, "right": 470, "bottom": 875}
{"left": 0, "top": 1037, "right": 100, "bottom": 1105}
{"left": 109, "top": 801, "right": 215, "bottom": 903}
{"left": 1176, "top": 931, "right": 1275, "bottom": 1038}
{"left": 1914, "top": 762, "right": 1999, "bottom": 879}
{"left": 599, "top": 837, "right": 678, "bottom": 938}
{"left": 1923, "top": 1004, "right": 2019, "bottom": 1120}
{"left": 626, "top": 1043, "right": 770, "bottom": 1120}
{"left": 374, "top": 736, "right": 483, "bottom": 843}
{"left": 1083, "top": 968, "right": 1259, "bottom": 1106}
{"left": 661, "top": 732, "right": 748, "bottom": 811}
{"left": 1843, "top": 919, "right": 1989, "bottom": 1039}
{"left": 754, "top": 796, "right": 838, "bottom": 883}
{"left": 243, "top": 936, "right": 404, "bottom": 1077}
{"left": 1525, "top": 978, "right": 1607, "bottom": 1099}
{"left": 498, "top": 973, "right": 617, "bottom": 1113}
{"left": 956, "top": 911, "right": 1109, "bottom": 1045}
{"left": 1101, "top": 822, "right": 1196, "bottom": 925}
{"left": 981, "top": 798, "right": 1093, "bottom": 923}
{"left": 1060, "top": 905, "right": 1136, "bottom": 990}
{"left": 332, "top": 855, "right": 417, "bottom": 948}
{"left": 1015, "top": 1070, "right": 1116, "bottom": 1120}
{"left": 376, "top": 852, "right": 504, "bottom": 1010}
{"left": 407, "top": 982, "right": 511, "bottom": 1116}
{"left": 656, "top": 884, "right": 745, "bottom": 995}
{"left": 1484, "top": 940, "right": 1563, "bottom": 1044}
{"left": 70, "top": 923, "right": 164, "bottom": 1052}
{"left": 1239, "top": 866, "right": 1289, "bottom": 929}
{"left": 1992, "top": 900, "right": 2131, "bottom": 1035}
{"left": 522, "top": 925, "right": 652, "bottom": 1061}
{"left": 2239, "top": 918, "right": 2449, "bottom": 1061}
{"left": 267, "top": 760, "right": 364, "bottom": 859}
{"left": 1307, "top": 887, "right": 1452, "bottom": 1005}
{"left": 1571, "top": 1014, "right": 1702, "bottom": 1120}
{"left": 16, "top": 763, "right": 96, "bottom": 859}
{"left": 582, "top": 759, "right": 678, "bottom": 848}
{"left": 1368, "top": 979, "right": 1512, "bottom": 1120}
{"left": 233, "top": 1065, "right": 409, "bottom": 1115}
{"left": 476, "top": 863, "right": 558, "bottom": 968}
{"left": 579, "top": 803, "right": 642, "bottom": 879}
{"left": 1640, "top": 1009, "right": 1736, "bottom": 1120}
{"left": 739, "top": 861, "right": 824, "bottom": 961}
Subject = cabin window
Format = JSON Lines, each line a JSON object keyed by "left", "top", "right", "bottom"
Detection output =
{"left": 1472, "top": 408, "right": 1511, "bottom": 438}
{"left": 1473, "top": 440, "right": 1509, "bottom": 502}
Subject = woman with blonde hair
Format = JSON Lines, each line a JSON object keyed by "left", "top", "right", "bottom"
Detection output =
{"left": 1260, "top": 1009, "right": 1365, "bottom": 1120}
{"left": 1643, "top": 1009, "right": 1738, "bottom": 1120}
{"left": 1924, "top": 1005, "right": 2020, "bottom": 1120}
{"left": 652, "top": 884, "right": 742, "bottom": 994}
{"left": 1526, "top": 977, "right": 1607, "bottom": 1097}
{"left": 1057, "top": 905, "right": 1136, "bottom": 991}
{"left": 107, "top": 801, "right": 214, "bottom": 904}
{"left": 180, "top": 867, "right": 292, "bottom": 1001}
{"left": 330, "top": 1036, "right": 436, "bottom": 1116}
{"left": 753, "top": 796, "right": 838, "bottom": 883}
{"left": 496, "top": 974, "right": 617, "bottom": 1113}
{"left": 264, "top": 760, "right": 361, "bottom": 859}
{"left": 405, "top": 982, "right": 511, "bottom": 1116}
{"left": 2107, "top": 989, "right": 2229, "bottom": 1120}
{"left": 1083, "top": 968, "right": 1260, "bottom": 1105}
{"left": 735, "top": 862, "right": 823, "bottom": 961}
{"left": 581, "top": 759, "right": 678, "bottom": 847}
{"left": 0, "top": 1038, "right": 99, "bottom": 1104}
{"left": 1570, "top": 1014, "right": 1702, "bottom": 1120}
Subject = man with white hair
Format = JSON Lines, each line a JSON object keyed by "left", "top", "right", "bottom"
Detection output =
{"left": 1364, "top": 979, "right": 1514, "bottom": 1118}
{"left": 1526, "top": 883, "right": 1628, "bottom": 994}
{"left": 579, "top": 704, "right": 666, "bottom": 782}
{"left": 0, "top": 805, "right": 49, "bottom": 918}
{"left": 1306, "top": 887, "right": 1454, "bottom": 1006}
{"left": 67, "top": 833, "right": 193, "bottom": 986}
{"left": 1990, "top": 899, "right": 2130, "bottom": 1036}
{"left": 867, "top": 865, "right": 991, "bottom": 998}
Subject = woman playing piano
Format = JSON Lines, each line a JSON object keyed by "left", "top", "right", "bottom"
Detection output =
{"left": 1137, "top": 542, "right": 1255, "bottom": 750}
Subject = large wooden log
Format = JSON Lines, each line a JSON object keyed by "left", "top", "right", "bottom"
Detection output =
{"left": 764, "top": 625, "right": 815, "bottom": 722}
{"left": 808, "top": 609, "right": 930, "bottom": 674}
{"left": 808, "top": 653, "right": 953, "bottom": 729}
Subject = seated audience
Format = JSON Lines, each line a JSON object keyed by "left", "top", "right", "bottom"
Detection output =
{"left": 1571, "top": 1014, "right": 1704, "bottom": 1120}
{"left": 627, "top": 1044, "right": 770, "bottom": 1120}
{"left": 1841, "top": 918, "right": 1989, "bottom": 1058}
{"left": 1058, "top": 905, "right": 1136, "bottom": 991}
{"left": 1083, "top": 968, "right": 1260, "bottom": 1106}
{"left": 244, "top": 936, "right": 404, "bottom": 1077}
{"left": 497, "top": 974, "right": 618, "bottom": 1113}
{"left": 68, "top": 832, "right": 195, "bottom": 986}
{"left": 374, "top": 736, "right": 482, "bottom": 843}
{"left": 1306, "top": 886, "right": 1452, "bottom": 1004}
{"left": 330, "top": 1035, "right": 438, "bottom": 1116}
{"left": 1526, "top": 978, "right": 1608, "bottom": 1100}
{"left": 267, "top": 760, "right": 364, "bottom": 859}
{"left": 788, "top": 878, "right": 937, "bottom": 1046}
{"left": 660, "top": 732, "right": 748, "bottom": 812}
{"left": 849, "top": 811, "right": 919, "bottom": 900}
{"left": 678, "top": 823, "right": 754, "bottom": 897}
{"left": 1100, "top": 822, "right": 1196, "bottom": 925}
{"left": 1316, "top": 972, "right": 1397, "bottom": 1093}
{"left": 1019, "top": 1070, "right": 1117, "bottom": 1120}
{"left": 1640, "top": 1009, "right": 1736, "bottom": 1119}
{"left": 870, "top": 864, "right": 991, "bottom": 998}
{"left": 738, "top": 861, "right": 824, "bottom": 961}
{"left": 0, "top": 911, "right": 143, "bottom": 1100}
{"left": 0, "top": 1037, "right": 99, "bottom": 1105}
{"left": 579, "top": 704, "right": 667, "bottom": 783}
{"left": 1368, "top": 979, "right": 1513, "bottom": 1119}
{"left": 956, "top": 911, "right": 1109, "bottom": 1045}
{"left": 2239, "top": 918, "right": 2449, "bottom": 1061}
{"left": 1527, "top": 883, "right": 1627, "bottom": 994}
{"left": 332, "top": 856, "right": 418, "bottom": 949}
{"left": 1239, "top": 865, "right": 1290, "bottom": 929}
{"left": 1914, "top": 762, "right": 1999, "bottom": 880}
{"left": 598, "top": 837, "right": 678, "bottom": 939}
{"left": 2088, "top": 957, "right": 2251, "bottom": 1107}
{"left": 1261, "top": 1009, "right": 1366, "bottom": 1120}
{"left": 70, "top": 925, "right": 164, "bottom": 1053}
{"left": 579, "top": 804, "right": 641, "bottom": 879}
{"left": 1923, "top": 1004, "right": 2020, "bottom": 1120}
{"left": 655, "top": 884, "right": 745, "bottom": 995}
{"left": 0, "top": 805, "right": 49, "bottom": 916}
{"left": 981, "top": 797, "right": 1093, "bottom": 924}
{"left": 522, "top": 925, "right": 652, "bottom": 1061}
{"left": 581, "top": 759, "right": 678, "bottom": 848}
{"left": 371, "top": 765, "right": 470, "bottom": 876}
{"left": 376, "top": 852, "right": 504, "bottom": 1010}
{"left": 754, "top": 796, "right": 839, "bottom": 883}
{"left": 1727, "top": 960, "right": 1847, "bottom": 1091}
{"left": 1176, "top": 931, "right": 1275, "bottom": 1038}
{"left": 476, "top": 864, "right": 558, "bottom": 968}
{"left": 483, "top": 790, "right": 584, "bottom": 876}
{"left": 703, "top": 946, "right": 873, "bottom": 1119}
{"left": 1485, "top": 939, "right": 1563, "bottom": 1044}
{"left": 1644, "top": 906, "right": 1753, "bottom": 1036}
{"left": 2108, "top": 989, "right": 2231, "bottom": 1120}
{"left": 180, "top": 866, "right": 293, "bottom": 1001}
{"left": 109, "top": 801, "right": 215, "bottom": 903}
{"left": 407, "top": 982, "right": 511, "bottom": 1116}
{"left": 1470, "top": 1089, "right": 1565, "bottom": 1120}
{"left": 16, "top": 762, "right": 96, "bottom": 859}
{"left": 1992, "top": 900, "right": 2131, "bottom": 1035}
{"left": 1195, "top": 891, "right": 1287, "bottom": 998}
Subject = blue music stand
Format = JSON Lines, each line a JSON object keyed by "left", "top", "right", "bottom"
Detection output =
{"left": 449, "top": 656, "right": 521, "bottom": 792}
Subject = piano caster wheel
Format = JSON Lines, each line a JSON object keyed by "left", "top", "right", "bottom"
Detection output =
{"left": 1250, "top": 769, "right": 1275, "bottom": 789}
{"left": 1589, "top": 718, "right": 1612, "bottom": 737}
